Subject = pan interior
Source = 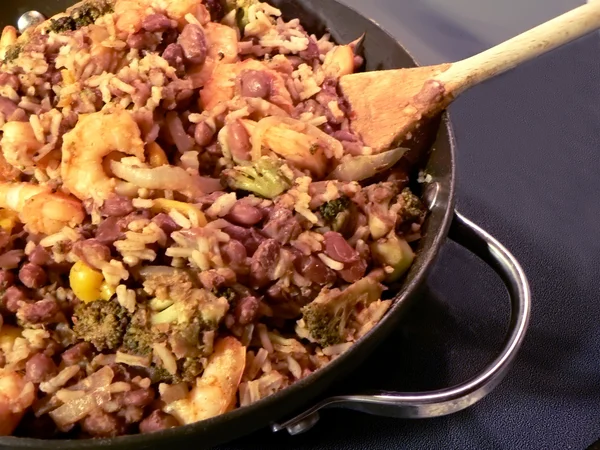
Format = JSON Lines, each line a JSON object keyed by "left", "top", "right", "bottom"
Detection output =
{"left": 0, "top": 0, "right": 455, "bottom": 448}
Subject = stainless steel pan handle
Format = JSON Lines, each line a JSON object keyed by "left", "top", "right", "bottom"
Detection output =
{"left": 272, "top": 210, "right": 531, "bottom": 435}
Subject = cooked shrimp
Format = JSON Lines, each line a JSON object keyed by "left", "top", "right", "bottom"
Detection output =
{"left": 0, "top": 369, "right": 35, "bottom": 436}
{"left": 0, "top": 153, "right": 20, "bottom": 182}
{"left": 0, "top": 26, "right": 17, "bottom": 60}
{"left": 114, "top": 0, "right": 208, "bottom": 35}
{"left": 0, "top": 122, "right": 43, "bottom": 172}
{"left": 0, "top": 182, "right": 85, "bottom": 235}
{"left": 61, "top": 109, "right": 146, "bottom": 202}
{"left": 189, "top": 22, "right": 239, "bottom": 88}
{"left": 201, "top": 59, "right": 292, "bottom": 112}
{"left": 164, "top": 337, "right": 246, "bottom": 425}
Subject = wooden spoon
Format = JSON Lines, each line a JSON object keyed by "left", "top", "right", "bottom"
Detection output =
{"left": 339, "top": 2, "right": 600, "bottom": 152}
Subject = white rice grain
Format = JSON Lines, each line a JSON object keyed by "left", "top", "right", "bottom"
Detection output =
{"left": 317, "top": 253, "right": 345, "bottom": 271}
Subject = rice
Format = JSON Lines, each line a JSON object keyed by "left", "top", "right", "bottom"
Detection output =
{"left": 0, "top": 0, "right": 429, "bottom": 438}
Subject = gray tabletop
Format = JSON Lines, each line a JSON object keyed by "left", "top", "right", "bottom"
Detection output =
{"left": 220, "top": 0, "right": 600, "bottom": 449}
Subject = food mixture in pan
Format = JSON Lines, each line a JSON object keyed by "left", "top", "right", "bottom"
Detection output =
{"left": 0, "top": 0, "right": 427, "bottom": 438}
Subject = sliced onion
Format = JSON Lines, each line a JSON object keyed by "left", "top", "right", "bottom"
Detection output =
{"left": 166, "top": 112, "right": 195, "bottom": 153}
{"left": 111, "top": 160, "right": 220, "bottom": 198}
{"left": 49, "top": 394, "right": 96, "bottom": 428}
{"left": 67, "top": 365, "right": 114, "bottom": 392}
{"left": 327, "top": 147, "right": 408, "bottom": 182}
{"left": 251, "top": 116, "right": 344, "bottom": 161}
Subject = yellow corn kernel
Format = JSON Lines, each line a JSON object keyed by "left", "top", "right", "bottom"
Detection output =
{"left": 0, "top": 209, "right": 19, "bottom": 232}
{"left": 151, "top": 199, "right": 207, "bottom": 226}
{"left": 0, "top": 325, "right": 22, "bottom": 354}
{"left": 69, "top": 261, "right": 105, "bottom": 303}
{"left": 99, "top": 282, "right": 116, "bottom": 301}
{"left": 61, "top": 69, "right": 75, "bottom": 85}
{"left": 147, "top": 142, "right": 169, "bottom": 167}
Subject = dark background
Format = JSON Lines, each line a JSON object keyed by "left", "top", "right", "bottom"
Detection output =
{"left": 219, "top": 0, "right": 600, "bottom": 448}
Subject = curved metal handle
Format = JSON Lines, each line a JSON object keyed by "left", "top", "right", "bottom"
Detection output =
{"left": 272, "top": 210, "right": 531, "bottom": 435}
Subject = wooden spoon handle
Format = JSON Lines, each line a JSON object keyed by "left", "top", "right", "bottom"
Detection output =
{"left": 438, "top": 1, "right": 600, "bottom": 95}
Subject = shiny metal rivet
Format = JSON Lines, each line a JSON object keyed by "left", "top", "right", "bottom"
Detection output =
{"left": 423, "top": 181, "right": 440, "bottom": 210}
{"left": 285, "top": 412, "right": 320, "bottom": 435}
{"left": 17, "top": 11, "right": 46, "bottom": 34}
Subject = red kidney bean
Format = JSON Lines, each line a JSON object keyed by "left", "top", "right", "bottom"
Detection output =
{"left": 178, "top": 24, "right": 207, "bottom": 65}
{"left": 162, "top": 43, "right": 185, "bottom": 73}
{"left": 81, "top": 410, "right": 125, "bottom": 438}
{"left": 0, "top": 270, "right": 14, "bottom": 289}
{"left": 123, "top": 388, "right": 155, "bottom": 407}
{"left": 299, "top": 37, "right": 319, "bottom": 61}
{"left": 95, "top": 216, "right": 124, "bottom": 246}
{"left": 294, "top": 254, "right": 336, "bottom": 285}
{"left": 131, "top": 80, "right": 151, "bottom": 107}
{"left": 139, "top": 410, "right": 179, "bottom": 434}
{"left": 152, "top": 213, "right": 180, "bottom": 236}
{"left": 25, "top": 353, "right": 58, "bottom": 384}
{"left": 0, "top": 97, "right": 18, "bottom": 118}
{"left": 72, "top": 239, "right": 111, "bottom": 270}
{"left": 28, "top": 246, "right": 51, "bottom": 266}
{"left": 225, "top": 202, "right": 264, "bottom": 226}
{"left": 0, "top": 73, "right": 19, "bottom": 89}
{"left": 240, "top": 70, "right": 271, "bottom": 98}
{"left": 61, "top": 342, "right": 92, "bottom": 366}
{"left": 19, "top": 263, "right": 47, "bottom": 289}
{"left": 323, "top": 231, "right": 359, "bottom": 263}
{"left": 0, "top": 250, "right": 24, "bottom": 269}
{"left": 220, "top": 239, "right": 248, "bottom": 273}
{"left": 127, "top": 31, "right": 158, "bottom": 50}
{"left": 262, "top": 208, "right": 301, "bottom": 245}
{"left": 199, "top": 268, "right": 236, "bottom": 291}
{"left": 235, "top": 296, "right": 260, "bottom": 325}
{"left": 227, "top": 119, "right": 251, "bottom": 162}
{"left": 194, "top": 121, "right": 214, "bottom": 147}
{"left": 18, "top": 298, "right": 59, "bottom": 324}
{"left": 101, "top": 196, "right": 135, "bottom": 218}
{"left": 142, "top": 13, "right": 174, "bottom": 32}
{"left": 339, "top": 259, "right": 367, "bottom": 283}
{"left": 251, "top": 239, "right": 281, "bottom": 287}
{"left": 223, "top": 225, "right": 265, "bottom": 256}
{"left": 4, "top": 286, "right": 26, "bottom": 313}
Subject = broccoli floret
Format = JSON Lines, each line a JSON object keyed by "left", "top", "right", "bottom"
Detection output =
{"left": 370, "top": 233, "right": 415, "bottom": 282}
{"left": 178, "top": 357, "right": 204, "bottom": 383}
{"left": 73, "top": 300, "right": 129, "bottom": 352}
{"left": 47, "top": 0, "right": 113, "bottom": 34}
{"left": 47, "top": 16, "right": 77, "bottom": 33}
{"left": 122, "top": 308, "right": 155, "bottom": 356}
{"left": 297, "top": 277, "right": 383, "bottom": 347}
{"left": 224, "top": 157, "right": 292, "bottom": 199}
{"left": 222, "top": 0, "right": 257, "bottom": 30}
{"left": 320, "top": 195, "right": 350, "bottom": 223}
{"left": 3, "top": 44, "right": 23, "bottom": 63}
{"left": 213, "top": 287, "right": 236, "bottom": 303}
{"left": 400, "top": 188, "right": 425, "bottom": 222}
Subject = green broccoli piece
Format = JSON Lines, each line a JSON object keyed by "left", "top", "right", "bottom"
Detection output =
{"left": 400, "top": 188, "right": 425, "bottom": 222}
{"left": 224, "top": 157, "right": 292, "bottom": 199}
{"left": 3, "top": 44, "right": 23, "bottom": 63}
{"left": 178, "top": 357, "right": 204, "bottom": 383}
{"left": 47, "top": 16, "right": 77, "bottom": 33}
{"left": 222, "top": 0, "right": 257, "bottom": 30}
{"left": 370, "top": 233, "right": 415, "bottom": 283}
{"left": 320, "top": 195, "right": 350, "bottom": 223}
{"left": 72, "top": 300, "right": 129, "bottom": 352}
{"left": 298, "top": 277, "right": 383, "bottom": 347}
{"left": 213, "top": 287, "right": 236, "bottom": 303}
{"left": 122, "top": 308, "right": 155, "bottom": 356}
{"left": 47, "top": 0, "right": 114, "bottom": 34}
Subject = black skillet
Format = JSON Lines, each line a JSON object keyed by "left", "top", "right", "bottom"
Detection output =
{"left": 0, "top": 0, "right": 531, "bottom": 448}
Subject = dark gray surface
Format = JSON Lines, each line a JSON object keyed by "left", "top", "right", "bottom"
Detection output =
{"left": 219, "top": 1, "right": 600, "bottom": 449}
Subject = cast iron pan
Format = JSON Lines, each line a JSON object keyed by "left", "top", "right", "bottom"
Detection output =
{"left": 0, "top": 1, "right": 531, "bottom": 448}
